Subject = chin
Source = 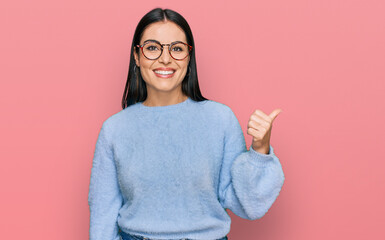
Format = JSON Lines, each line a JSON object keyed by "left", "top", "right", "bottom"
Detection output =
{"left": 152, "top": 82, "right": 181, "bottom": 91}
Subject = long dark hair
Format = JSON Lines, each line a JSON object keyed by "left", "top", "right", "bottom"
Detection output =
{"left": 121, "top": 8, "right": 209, "bottom": 109}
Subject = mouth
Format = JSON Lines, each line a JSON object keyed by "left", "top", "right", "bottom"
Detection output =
{"left": 153, "top": 69, "right": 176, "bottom": 78}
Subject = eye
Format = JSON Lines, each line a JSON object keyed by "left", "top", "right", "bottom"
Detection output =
{"left": 172, "top": 46, "right": 183, "bottom": 52}
{"left": 146, "top": 46, "right": 159, "bottom": 51}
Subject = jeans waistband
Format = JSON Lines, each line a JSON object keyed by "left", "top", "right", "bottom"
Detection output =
{"left": 119, "top": 230, "right": 228, "bottom": 240}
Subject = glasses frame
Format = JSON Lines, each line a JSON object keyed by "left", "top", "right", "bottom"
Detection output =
{"left": 135, "top": 40, "right": 193, "bottom": 61}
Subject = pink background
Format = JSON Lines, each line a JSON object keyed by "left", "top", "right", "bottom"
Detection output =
{"left": 1, "top": 0, "right": 384, "bottom": 239}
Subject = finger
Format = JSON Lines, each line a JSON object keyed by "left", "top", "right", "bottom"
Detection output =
{"left": 248, "top": 122, "right": 268, "bottom": 136}
{"left": 247, "top": 127, "right": 263, "bottom": 141}
{"left": 253, "top": 109, "right": 272, "bottom": 123}
{"left": 269, "top": 108, "right": 282, "bottom": 122}
{"left": 249, "top": 115, "right": 270, "bottom": 131}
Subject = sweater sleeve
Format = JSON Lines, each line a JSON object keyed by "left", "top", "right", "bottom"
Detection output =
{"left": 88, "top": 123, "right": 123, "bottom": 240}
{"left": 218, "top": 107, "right": 285, "bottom": 220}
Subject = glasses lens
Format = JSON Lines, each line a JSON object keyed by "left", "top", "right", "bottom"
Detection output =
{"left": 142, "top": 42, "right": 162, "bottom": 59}
{"left": 170, "top": 43, "right": 189, "bottom": 60}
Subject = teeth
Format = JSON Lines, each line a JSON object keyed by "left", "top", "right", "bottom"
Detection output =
{"left": 154, "top": 70, "right": 174, "bottom": 75}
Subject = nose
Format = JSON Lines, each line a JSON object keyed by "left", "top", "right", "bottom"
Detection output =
{"left": 158, "top": 47, "right": 172, "bottom": 64}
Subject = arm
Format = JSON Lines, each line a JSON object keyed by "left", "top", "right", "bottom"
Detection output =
{"left": 218, "top": 107, "right": 285, "bottom": 220}
{"left": 88, "top": 123, "right": 123, "bottom": 240}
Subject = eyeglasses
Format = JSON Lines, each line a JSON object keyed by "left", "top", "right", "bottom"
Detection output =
{"left": 136, "top": 40, "right": 193, "bottom": 61}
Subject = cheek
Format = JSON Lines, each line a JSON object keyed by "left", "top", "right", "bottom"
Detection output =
{"left": 138, "top": 64, "right": 153, "bottom": 82}
{"left": 180, "top": 61, "right": 189, "bottom": 71}
{"left": 139, "top": 61, "right": 154, "bottom": 73}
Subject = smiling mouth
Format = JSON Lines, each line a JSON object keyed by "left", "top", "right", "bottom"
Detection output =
{"left": 153, "top": 70, "right": 176, "bottom": 78}
{"left": 153, "top": 70, "right": 175, "bottom": 75}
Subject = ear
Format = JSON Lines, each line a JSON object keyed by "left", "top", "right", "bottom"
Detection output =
{"left": 133, "top": 47, "right": 140, "bottom": 67}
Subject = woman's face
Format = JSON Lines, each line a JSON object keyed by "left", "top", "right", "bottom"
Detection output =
{"left": 134, "top": 21, "right": 190, "bottom": 96}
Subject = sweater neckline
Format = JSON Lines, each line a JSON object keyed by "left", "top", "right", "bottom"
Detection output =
{"left": 137, "top": 97, "right": 191, "bottom": 111}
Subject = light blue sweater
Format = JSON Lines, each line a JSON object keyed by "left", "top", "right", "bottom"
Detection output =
{"left": 88, "top": 96, "right": 285, "bottom": 240}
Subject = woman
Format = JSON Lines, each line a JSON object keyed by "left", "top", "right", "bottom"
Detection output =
{"left": 88, "top": 8, "right": 285, "bottom": 240}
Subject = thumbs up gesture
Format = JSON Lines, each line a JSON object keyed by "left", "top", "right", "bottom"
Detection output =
{"left": 247, "top": 109, "right": 282, "bottom": 154}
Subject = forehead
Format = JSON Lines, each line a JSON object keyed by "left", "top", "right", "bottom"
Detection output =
{"left": 140, "top": 21, "right": 187, "bottom": 44}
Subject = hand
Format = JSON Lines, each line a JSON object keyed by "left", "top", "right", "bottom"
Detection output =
{"left": 247, "top": 109, "right": 282, "bottom": 154}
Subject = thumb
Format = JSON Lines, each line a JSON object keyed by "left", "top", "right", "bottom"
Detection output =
{"left": 269, "top": 108, "right": 282, "bottom": 122}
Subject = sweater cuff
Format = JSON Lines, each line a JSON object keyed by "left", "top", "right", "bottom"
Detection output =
{"left": 247, "top": 144, "right": 275, "bottom": 167}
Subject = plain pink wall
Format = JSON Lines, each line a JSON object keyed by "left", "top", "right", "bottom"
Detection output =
{"left": 1, "top": 0, "right": 384, "bottom": 239}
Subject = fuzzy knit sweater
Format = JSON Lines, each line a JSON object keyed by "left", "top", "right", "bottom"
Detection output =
{"left": 88, "top": 96, "right": 285, "bottom": 240}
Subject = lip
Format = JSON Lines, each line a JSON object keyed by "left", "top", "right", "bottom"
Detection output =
{"left": 153, "top": 67, "right": 176, "bottom": 71}
{"left": 153, "top": 68, "right": 176, "bottom": 78}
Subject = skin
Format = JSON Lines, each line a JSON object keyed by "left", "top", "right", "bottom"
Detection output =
{"left": 247, "top": 109, "right": 282, "bottom": 154}
{"left": 134, "top": 20, "right": 190, "bottom": 107}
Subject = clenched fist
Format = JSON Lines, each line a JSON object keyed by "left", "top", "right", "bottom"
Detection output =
{"left": 247, "top": 109, "right": 282, "bottom": 154}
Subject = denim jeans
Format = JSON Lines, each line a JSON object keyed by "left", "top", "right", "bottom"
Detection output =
{"left": 119, "top": 230, "right": 229, "bottom": 240}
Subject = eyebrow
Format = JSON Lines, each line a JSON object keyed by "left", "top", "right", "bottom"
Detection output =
{"left": 142, "top": 39, "right": 184, "bottom": 45}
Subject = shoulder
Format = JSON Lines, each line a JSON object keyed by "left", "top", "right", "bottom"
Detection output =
{"left": 99, "top": 103, "right": 141, "bottom": 136}
{"left": 193, "top": 98, "right": 234, "bottom": 117}
{"left": 191, "top": 99, "right": 239, "bottom": 133}
{"left": 202, "top": 100, "right": 236, "bottom": 122}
